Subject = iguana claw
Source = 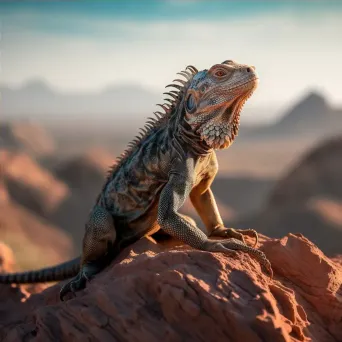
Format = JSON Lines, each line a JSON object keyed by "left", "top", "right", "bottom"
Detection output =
{"left": 59, "top": 262, "right": 102, "bottom": 301}
{"left": 203, "top": 238, "right": 273, "bottom": 278}
{"left": 209, "top": 227, "right": 259, "bottom": 248}
{"left": 60, "top": 272, "right": 87, "bottom": 301}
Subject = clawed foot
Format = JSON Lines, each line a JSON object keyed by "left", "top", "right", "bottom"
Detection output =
{"left": 209, "top": 226, "right": 258, "bottom": 248}
{"left": 59, "top": 262, "right": 102, "bottom": 301}
{"left": 203, "top": 238, "right": 273, "bottom": 278}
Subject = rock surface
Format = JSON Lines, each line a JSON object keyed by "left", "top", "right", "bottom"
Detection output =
{"left": 268, "top": 136, "right": 342, "bottom": 208}
{"left": 50, "top": 150, "right": 111, "bottom": 247}
{"left": 0, "top": 234, "right": 341, "bottom": 342}
{"left": 0, "top": 150, "right": 69, "bottom": 217}
{"left": 0, "top": 121, "right": 56, "bottom": 157}
{"left": 0, "top": 202, "right": 74, "bottom": 270}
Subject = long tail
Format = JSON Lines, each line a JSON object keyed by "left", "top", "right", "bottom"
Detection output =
{"left": 0, "top": 256, "right": 81, "bottom": 284}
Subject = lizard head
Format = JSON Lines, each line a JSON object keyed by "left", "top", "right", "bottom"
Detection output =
{"left": 183, "top": 60, "right": 258, "bottom": 150}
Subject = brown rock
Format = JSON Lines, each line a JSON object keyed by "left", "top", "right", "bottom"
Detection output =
{"left": 233, "top": 136, "right": 342, "bottom": 256}
{"left": 51, "top": 150, "right": 113, "bottom": 248}
{"left": 0, "top": 242, "right": 15, "bottom": 273}
{"left": 0, "top": 202, "right": 74, "bottom": 270}
{"left": 0, "top": 234, "right": 341, "bottom": 341}
{"left": 269, "top": 136, "right": 342, "bottom": 208}
{"left": 53, "top": 147, "right": 114, "bottom": 187}
{"left": 0, "top": 150, "right": 69, "bottom": 217}
{"left": 0, "top": 243, "right": 47, "bottom": 333}
{"left": 0, "top": 183, "right": 9, "bottom": 205}
{"left": 235, "top": 200, "right": 342, "bottom": 256}
{"left": 0, "top": 121, "right": 55, "bottom": 157}
{"left": 332, "top": 255, "right": 342, "bottom": 272}
{"left": 263, "top": 233, "right": 342, "bottom": 341}
{"left": 308, "top": 197, "right": 342, "bottom": 226}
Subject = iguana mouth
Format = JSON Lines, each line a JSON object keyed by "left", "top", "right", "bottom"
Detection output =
{"left": 197, "top": 77, "right": 258, "bottom": 150}
{"left": 225, "top": 78, "right": 259, "bottom": 123}
{"left": 226, "top": 76, "right": 259, "bottom": 93}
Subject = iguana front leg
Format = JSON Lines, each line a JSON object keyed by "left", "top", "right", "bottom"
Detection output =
{"left": 190, "top": 180, "right": 258, "bottom": 247}
{"left": 157, "top": 171, "right": 272, "bottom": 277}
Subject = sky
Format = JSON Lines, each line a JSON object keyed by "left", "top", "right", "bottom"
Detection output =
{"left": 1, "top": 0, "right": 342, "bottom": 121}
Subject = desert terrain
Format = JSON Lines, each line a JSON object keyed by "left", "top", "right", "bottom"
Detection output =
{"left": 1, "top": 84, "right": 342, "bottom": 342}
{"left": 2, "top": 0, "right": 342, "bottom": 340}
{"left": 2, "top": 86, "right": 342, "bottom": 258}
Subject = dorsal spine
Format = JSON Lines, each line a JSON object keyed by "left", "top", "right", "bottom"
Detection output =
{"left": 104, "top": 65, "right": 198, "bottom": 182}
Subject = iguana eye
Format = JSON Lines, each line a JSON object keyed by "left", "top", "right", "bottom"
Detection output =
{"left": 186, "top": 94, "right": 196, "bottom": 112}
{"left": 200, "top": 85, "right": 207, "bottom": 93}
{"left": 214, "top": 70, "right": 226, "bottom": 77}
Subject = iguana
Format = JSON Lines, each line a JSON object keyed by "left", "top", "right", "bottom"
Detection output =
{"left": 0, "top": 60, "right": 273, "bottom": 301}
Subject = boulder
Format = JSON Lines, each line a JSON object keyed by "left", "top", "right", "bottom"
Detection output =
{"left": 0, "top": 233, "right": 341, "bottom": 341}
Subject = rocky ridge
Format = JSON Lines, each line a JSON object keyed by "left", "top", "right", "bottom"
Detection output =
{"left": 0, "top": 233, "right": 341, "bottom": 342}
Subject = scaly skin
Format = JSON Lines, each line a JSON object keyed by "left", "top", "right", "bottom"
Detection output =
{"left": 0, "top": 60, "right": 273, "bottom": 300}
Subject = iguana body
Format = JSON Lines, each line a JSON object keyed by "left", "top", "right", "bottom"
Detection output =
{"left": 0, "top": 60, "right": 272, "bottom": 300}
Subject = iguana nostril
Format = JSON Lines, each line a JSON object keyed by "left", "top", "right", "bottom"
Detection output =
{"left": 246, "top": 68, "right": 251, "bottom": 73}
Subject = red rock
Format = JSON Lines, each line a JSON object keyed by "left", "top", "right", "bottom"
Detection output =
{"left": 0, "top": 242, "right": 15, "bottom": 273}
{"left": 0, "top": 234, "right": 341, "bottom": 341}
{"left": 308, "top": 197, "right": 342, "bottom": 226}
{"left": 0, "top": 183, "right": 9, "bottom": 205}
{"left": 262, "top": 233, "right": 342, "bottom": 341}
{"left": 0, "top": 121, "right": 56, "bottom": 157}
{"left": 0, "top": 202, "right": 74, "bottom": 271}
{"left": 51, "top": 151, "right": 111, "bottom": 247}
{"left": 332, "top": 255, "right": 342, "bottom": 270}
{"left": 233, "top": 136, "right": 342, "bottom": 257}
{"left": 0, "top": 149, "right": 69, "bottom": 217}
{"left": 268, "top": 136, "right": 342, "bottom": 208}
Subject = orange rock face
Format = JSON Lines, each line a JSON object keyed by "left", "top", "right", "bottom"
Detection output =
{"left": 0, "top": 121, "right": 56, "bottom": 157}
{"left": 0, "top": 149, "right": 69, "bottom": 217}
{"left": 0, "top": 202, "right": 74, "bottom": 271}
{"left": 0, "top": 242, "right": 15, "bottom": 273}
{"left": 0, "top": 234, "right": 341, "bottom": 342}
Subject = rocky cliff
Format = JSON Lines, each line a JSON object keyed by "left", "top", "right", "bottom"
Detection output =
{"left": 0, "top": 234, "right": 341, "bottom": 342}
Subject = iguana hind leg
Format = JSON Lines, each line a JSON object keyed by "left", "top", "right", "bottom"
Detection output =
{"left": 60, "top": 206, "right": 116, "bottom": 301}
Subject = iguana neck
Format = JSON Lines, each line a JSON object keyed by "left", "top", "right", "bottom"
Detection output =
{"left": 167, "top": 113, "right": 212, "bottom": 159}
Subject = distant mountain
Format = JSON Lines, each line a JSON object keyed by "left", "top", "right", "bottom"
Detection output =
{"left": 242, "top": 91, "right": 342, "bottom": 140}
{"left": 2, "top": 81, "right": 341, "bottom": 142}
{"left": 1, "top": 80, "right": 274, "bottom": 143}
{"left": 276, "top": 92, "right": 328, "bottom": 130}
{"left": 0, "top": 80, "right": 160, "bottom": 121}
{"left": 0, "top": 80, "right": 279, "bottom": 125}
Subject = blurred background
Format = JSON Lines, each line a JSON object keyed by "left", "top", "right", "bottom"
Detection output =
{"left": 1, "top": 0, "right": 342, "bottom": 270}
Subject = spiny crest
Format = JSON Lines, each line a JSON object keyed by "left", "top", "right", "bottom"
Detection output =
{"left": 105, "top": 65, "right": 198, "bottom": 180}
